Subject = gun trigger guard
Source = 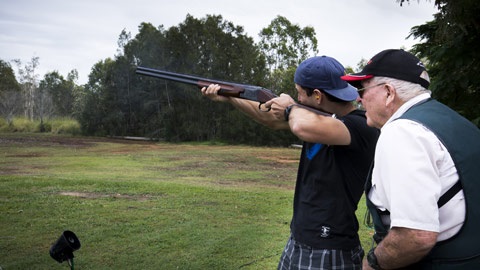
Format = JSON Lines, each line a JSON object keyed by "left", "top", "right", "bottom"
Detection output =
{"left": 258, "top": 103, "right": 271, "bottom": 112}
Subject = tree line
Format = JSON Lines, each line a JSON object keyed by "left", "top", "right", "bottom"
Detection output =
{"left": 1, "top": 0, "right": 479, "bottom": 145}
{"left": 1, "top": 15, "right": 317, "bottom": 145}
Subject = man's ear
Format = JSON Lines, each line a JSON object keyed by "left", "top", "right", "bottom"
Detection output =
{"left": 385, "top": 84, "right": 396, "bottom": 106}
{"left": 313, "top": 89, "right": 322, "bottom": 103}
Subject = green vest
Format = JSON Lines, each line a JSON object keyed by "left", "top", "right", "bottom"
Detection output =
{"left": 367, "top": 99, "right": 480, "bottom": 269}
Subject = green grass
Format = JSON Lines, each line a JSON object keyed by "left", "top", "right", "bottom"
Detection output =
{"left": 0, "top": 133, "right": 373, "bottom": 269}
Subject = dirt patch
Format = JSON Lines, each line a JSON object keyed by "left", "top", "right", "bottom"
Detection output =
{"left": 59, "top": 191, "right": 155, "bottom": 201}
{"left": 0, "top": 135, "right": 93, "bottom": 148}
{"left": 257, "top": 156, "right": 298, "bottom": 164}
{"left": 6, "top": 152, "right": 47, "bottom": 158}
{"left": 0, "top": 167, "right": 22, "bottom": 175}
{"left": 0, "top": 134, "right": 159, "bottom": 148}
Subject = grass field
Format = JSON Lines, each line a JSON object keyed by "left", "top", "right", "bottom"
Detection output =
{"left": 0, "top": 133, "right": 373, "bottom": 269}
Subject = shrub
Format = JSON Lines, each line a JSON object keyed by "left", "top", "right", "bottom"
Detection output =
{"left": 0, "top": 118, "right": 8, "bottom": 132}
{"left": 0, "top": 117, "right": 81, "bottom": 135}
{"left": 11, "top": 117, "right": 37, "bottom": 132}
{"left": 49, "top": 118, "right": 81, "bottom": 135}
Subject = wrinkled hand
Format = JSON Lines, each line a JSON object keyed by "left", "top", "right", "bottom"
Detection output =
{"left": 265, "top": 93, "right": 296, "bottom": 121}
{"left": 201, "top": 84, "right": 230, "bottom": 102}
{"left": 363, "top": 259, "right": 373, "bottom": 270}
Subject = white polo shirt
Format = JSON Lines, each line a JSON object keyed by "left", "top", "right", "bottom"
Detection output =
{"left": 368, "top": 93, "right": 465, "bottom": 241}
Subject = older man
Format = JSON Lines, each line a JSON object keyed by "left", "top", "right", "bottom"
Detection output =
{"left": 342, "top": 49, "right": 480, "bottom": 269}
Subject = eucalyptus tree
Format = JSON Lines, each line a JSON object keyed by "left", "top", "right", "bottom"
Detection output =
{"left": 79, "top": 58, "right": 119, "bottom": 136}
{"left": 36, "top": 73, "right": 54, "bottom": 125}
{"left": 39, "top": 71, "right": 76, "bottom": 117}
{"left": 12, "top": 56, "right": 39, "bottom": 120}
{"left": 259, "top": 15, "right": 318, "bottom": 71}
{"left": 0, "top": 59, "right": 21, "bottom": 121}
{"left": 0, "top": 60, "right": 20, "bottom": 93}
{"left": 158, "top": 14, "right": 269, "bottom": 142}
{"left": 80, "top": 23, "right": 171, "bottom": 137}
{"left": 82, "top": 14, "right": 298, "bottom": 145}
{"left": 258, "top": 15, "right": 318, "bottom": 97}
{"left": 122, "top": 23, "right": 172, "bottom": 137}
{"left": 82, "top": 15, "right": 269, "bottom": 142}
{"left": 400, "top": 0, "right": 480, "bottom": 126}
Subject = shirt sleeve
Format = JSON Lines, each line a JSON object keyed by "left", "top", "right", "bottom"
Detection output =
{"left": 372, "top": 119, "right": 444, "bottom": 232}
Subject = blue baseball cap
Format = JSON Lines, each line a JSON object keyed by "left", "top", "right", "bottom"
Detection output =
{"left": 294, "top": 56, "right": 359, "bottom": 101}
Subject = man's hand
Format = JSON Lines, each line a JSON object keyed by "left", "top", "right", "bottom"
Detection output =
{"left": 363, "top": 258, "right": 374, "bottom": 270}
{"left": 265, "top": 93, "right": 296, "bottom": 121}
{"left": 201, "top": 84, "right": 230, "bottom": 102}
{"left": 373, "top": 227, "right": 438, "bottom": 269}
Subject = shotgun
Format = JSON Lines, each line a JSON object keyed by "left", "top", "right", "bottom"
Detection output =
{"left": 135, "top": 66, "right": 277, "bottom": 111}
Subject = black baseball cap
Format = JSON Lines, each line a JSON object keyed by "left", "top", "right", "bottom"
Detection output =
{"left": 341, "top": 49, "right": 430, "bottom": 89}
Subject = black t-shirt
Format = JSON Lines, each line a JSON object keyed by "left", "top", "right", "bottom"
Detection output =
{"left": 290, "top": 110, "right": 379, "bottom": 249}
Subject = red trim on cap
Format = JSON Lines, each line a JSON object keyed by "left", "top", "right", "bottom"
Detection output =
{"left": 340, "top": 74, "right": 373, "bottom": 81}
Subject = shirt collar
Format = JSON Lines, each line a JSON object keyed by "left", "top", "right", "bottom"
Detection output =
{"left": 383, "top": 93, "right": 431, "bottom": 129}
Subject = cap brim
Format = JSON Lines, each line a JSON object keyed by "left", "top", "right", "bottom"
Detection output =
{"left": 323, "top": 83, "right": 359, "bottom": 102}
{"left": 340, "top": 74, "right": 373, "bottom": 82}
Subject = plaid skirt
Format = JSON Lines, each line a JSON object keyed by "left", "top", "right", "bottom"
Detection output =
{"left": 277, "top": 236, "right": 364, "bottom": 270}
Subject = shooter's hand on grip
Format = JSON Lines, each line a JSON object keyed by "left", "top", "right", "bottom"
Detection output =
{"left": 265, "top": 94, "right": 296, "bottom": 121}
{"left": 201, "top": 84, "right": 230, "bottom": 103}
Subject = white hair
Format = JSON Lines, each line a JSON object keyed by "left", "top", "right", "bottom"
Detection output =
{"left": 370, "top": 76, "right": 431, "bottom": 102}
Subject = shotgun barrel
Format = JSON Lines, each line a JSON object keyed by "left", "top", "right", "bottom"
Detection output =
{"left": 136, "top": 66, "right": 277, "bottom": 110}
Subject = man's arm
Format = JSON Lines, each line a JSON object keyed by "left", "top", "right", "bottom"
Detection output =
{"left": 201, "top": 84, "right": 289, "bottom": 130}
{"left": 266, "top": 94, "right": 351, "bottom": 145}
{"left": 363, "top": 227, "right": 438, "bottom": 269}
{"left": 202, "top": 84, "right": 352, "bottom": 145}
{"left": 287, "top": 105, "right": 351, "bottom": 145}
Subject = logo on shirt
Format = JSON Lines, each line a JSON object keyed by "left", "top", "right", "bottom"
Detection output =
{"left": 307, "top": 143, "right": 323, "bottom": 160}
{"left": 320, "top": 225, "right": 331, "bottom": 238}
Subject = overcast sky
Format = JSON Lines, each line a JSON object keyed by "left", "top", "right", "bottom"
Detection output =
{"left": 1, "top": 0, "right": 438, "bottom": 85}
